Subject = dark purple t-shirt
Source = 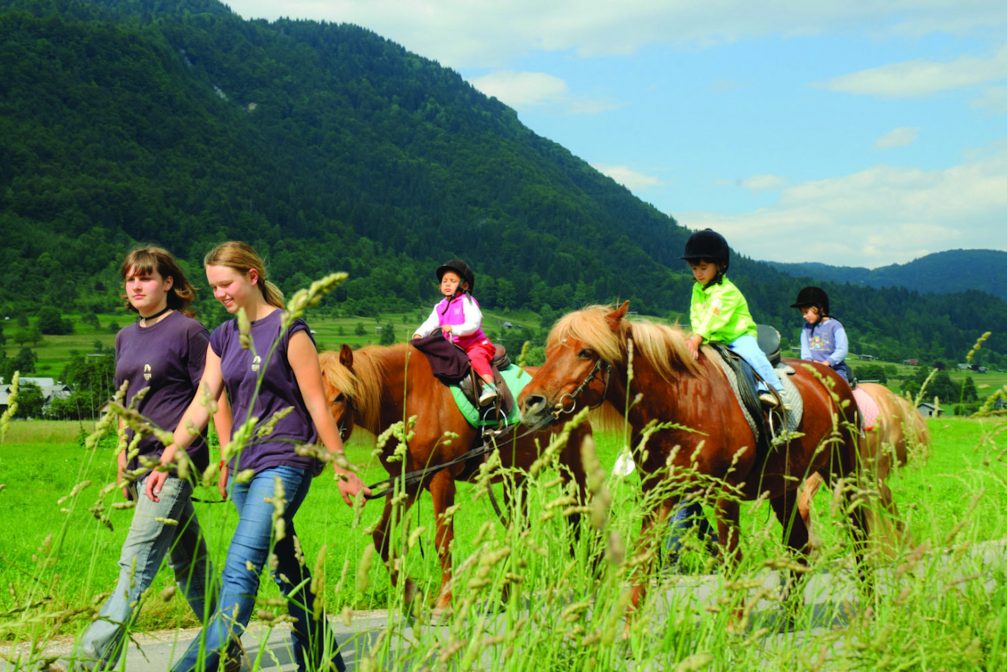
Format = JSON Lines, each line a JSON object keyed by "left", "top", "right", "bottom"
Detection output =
{"left": 210, "top": 310, "right": 318, "bottom": 474}
{"left": 114, "top": 311, "right": 210, "bottom": 472}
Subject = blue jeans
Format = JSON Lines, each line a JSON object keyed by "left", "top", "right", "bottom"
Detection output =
{"left": 729, "top": 333, "right": 784, "bottom": 393}
{"left": 78, "top": 474, "right": 212, "bottom": 669}
{"left": 665, "top": 501, "right": 718, "bottom": 565}
{"left": 172, "top": 466, "right": 346, "bottom": 672}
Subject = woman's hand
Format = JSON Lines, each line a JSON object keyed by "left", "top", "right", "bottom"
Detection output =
{"left": 334, "top": 465, "right": 370, "bottom": 506}
{"left": 145, "top": 467, "right": 170, "bottom": 503}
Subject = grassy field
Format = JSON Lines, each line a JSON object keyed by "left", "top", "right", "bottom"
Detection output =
{"left": 2, "top": 309, "right": 546, "bottom": 379}
{"left": 2, "top": 414, "right": 1007, "bottom": 669}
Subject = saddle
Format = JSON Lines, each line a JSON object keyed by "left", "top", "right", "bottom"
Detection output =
{"left": 410, "top": 335, "right": 516, "bottom": 420}
{"left": 709, "top": 324, "right": 791, "bottom": 461}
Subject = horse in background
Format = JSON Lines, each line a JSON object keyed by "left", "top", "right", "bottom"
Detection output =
{"left": 799, "top": 381, "right": 930, "bottom": 553}
{"left": 319, "top": 343, "right": 591, "bottom": 609}
{"left": 518, "top": 302, "right": 869, "bottom": 608}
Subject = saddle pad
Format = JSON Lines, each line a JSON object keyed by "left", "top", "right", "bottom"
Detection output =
{"left": 776, "top": 367, "right": 803, "bottom": 433}
{"left": 708, "top": 349, "right": 803, "bottom": 437}
{"left": 450, "top": 365, "right": 532, "bottom": 428}
{"left": 852, "top": 387, "right": 880, "bottom": 431}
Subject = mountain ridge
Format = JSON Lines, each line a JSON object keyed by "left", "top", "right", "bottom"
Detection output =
{"left": 767, "top": 249, "right": 1007, "bottom": 300}
{"left": 1, "top": 0, "right": 1005, "bottom": 366}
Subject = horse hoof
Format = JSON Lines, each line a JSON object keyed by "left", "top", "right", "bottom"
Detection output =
{"left": 435, "top": 590, "right": 453, "bottom": 610}
{"left": 403, "top": 578, "right": 419, "bottom": 606}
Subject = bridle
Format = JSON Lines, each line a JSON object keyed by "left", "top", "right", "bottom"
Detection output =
{"left": 332, "top": 392, "right": 354, "bottom": 442}
{"left": 550, "top": 355, "right": 612, "bottom": 420}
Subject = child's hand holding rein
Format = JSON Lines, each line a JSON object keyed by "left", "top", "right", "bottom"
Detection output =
{"left": 687, "top": 334, "right": 703, "bottom": 360}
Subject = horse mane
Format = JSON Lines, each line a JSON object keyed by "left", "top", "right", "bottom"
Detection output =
{"left": 546, "top": 305, "right": 699, "bottom": 381}
{"left": 320, "top": 344, "right": 402, "bottom": 431}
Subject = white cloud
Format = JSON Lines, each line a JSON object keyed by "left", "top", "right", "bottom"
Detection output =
{"left": 875, "top": 127, "right": 919, "bottom": 149}
{"left": 224, "top": 1, "right": 1007, "bottom": 69}
{"left": 741, "top": 174, "right": 787, "bottom": 191}
{"left": 468, "top": 70, "right": 620, "bottom": 113}
{"left": 972, "top": 86, "right": 1007, "bottom": 114}
{"left": 592, "top": 164, "right": 662, "bottom": 190}
{"left": 470, "top": 71, "right": 568, "bottom": 107}
{"left": 678, "top": 145, "right": 1007, "bottom": 267}
{"left": 824, "top": 45, "right": 1007, "bottom": 98}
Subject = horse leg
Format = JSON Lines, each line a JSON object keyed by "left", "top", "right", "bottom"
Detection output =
{"left": 797, "top": 472, "right": 825, "bottom": 551}
{"left": 372, "top": 489, "right": 420, "bottom": 601}
{"left": 628, "top": 495, "right": 674, "bottom": 612}
{"left": 770, "top": 492, "right": 811, "bottom": 613}
{"left": 561, "top": 424, "right": 590, "bottom": 545}
{"left": 864, "top": 440, "right": 909, "bottom": 557}
{"left": 428, "top": 470, "right": 457, "bottom": 609}
{"left": 714, "top": 497, "right": 742, "bottom": 568}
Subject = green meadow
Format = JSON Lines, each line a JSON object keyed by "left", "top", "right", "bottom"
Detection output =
{"left": 3, "top": 414, "right": 1007, "bottom": 669}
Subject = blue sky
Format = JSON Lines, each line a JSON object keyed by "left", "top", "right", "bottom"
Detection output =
{"left": 225, "top": 1, "right": 1007, "bottom": 268}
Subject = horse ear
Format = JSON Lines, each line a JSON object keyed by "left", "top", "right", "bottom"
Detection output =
{"left": 339, "top": 343, "right": 354, "bottom": 369}
{"left": 606, "top": 301, "right": 630, "bottom": 332}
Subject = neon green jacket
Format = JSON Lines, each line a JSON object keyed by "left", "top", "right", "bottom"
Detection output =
{"left": 689, "top": 276, "right": 757, "bottom": 344}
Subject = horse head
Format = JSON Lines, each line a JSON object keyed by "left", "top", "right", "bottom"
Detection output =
{"left": 319, "top": 344, "right": 358, "bottom": 442}
{"left": 519, "top": 302, "right": 628, "bottom": 428}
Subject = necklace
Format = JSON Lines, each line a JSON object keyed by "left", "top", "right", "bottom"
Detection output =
{"left": 138, "top": 305, "right": 171, "bottom": 325}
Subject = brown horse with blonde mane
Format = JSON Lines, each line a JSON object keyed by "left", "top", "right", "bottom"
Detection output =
{"left": 519, "top": 303, "right": 869, "bottom": 607}
{"left": 319, "top": 343, "right": 591, "bottom": 608}
{"left": 799, "top": 381, "right": 929, "bottom": 553}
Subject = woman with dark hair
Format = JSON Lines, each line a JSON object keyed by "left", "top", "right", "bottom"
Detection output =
{"left": 73, "top": 246, "right": 233, "bottom": 670}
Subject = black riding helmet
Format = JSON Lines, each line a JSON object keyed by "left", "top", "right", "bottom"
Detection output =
{"left": 791, "top": 286, "right": 830, "bottom": 315}
{"left": 436, "top": 258, "right": 475, "bottom": 292}
{"left": 681, "top": 228, "right": 730, "bottom": 272}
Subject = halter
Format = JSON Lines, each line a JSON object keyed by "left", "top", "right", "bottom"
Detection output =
{"left": 551, "top": 356, "right": 611, "bottom": 420}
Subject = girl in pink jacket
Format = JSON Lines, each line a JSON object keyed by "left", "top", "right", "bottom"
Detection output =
{"left": 413, "top": 259, "right": 498, "bottom": 405}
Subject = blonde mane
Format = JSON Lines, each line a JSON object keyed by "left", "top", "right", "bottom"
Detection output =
{"left": 546, "top": 305, "right": 700, "bottom": 381}
{"left": 320, "top": 344, "right": 402, "bottom": 432}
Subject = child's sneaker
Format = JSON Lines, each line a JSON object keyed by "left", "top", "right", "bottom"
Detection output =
{"left": 478, "top": 383, "right": 498, "bottom": 406}
{"left": 759, "top": 392, "right": 780, "bottom": 409}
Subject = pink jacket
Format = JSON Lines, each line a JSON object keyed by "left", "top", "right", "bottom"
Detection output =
{"left": 414, "top": 294, "right": 491, "bottom": 351}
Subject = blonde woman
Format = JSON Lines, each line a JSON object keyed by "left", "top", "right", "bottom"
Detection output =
{"left": 147, "top": 241, "right": 366, "bottom": 672}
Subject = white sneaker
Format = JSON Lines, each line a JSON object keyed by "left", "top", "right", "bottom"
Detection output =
{"left": 759, "top": 392, "right": 780, "bottom": 409}
{"left": 478, "top": 384, "right": 498, "bottom": 405}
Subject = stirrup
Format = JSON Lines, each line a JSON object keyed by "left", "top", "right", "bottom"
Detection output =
{"left": 758, "top": 392, "right": 780, "bottom": 409}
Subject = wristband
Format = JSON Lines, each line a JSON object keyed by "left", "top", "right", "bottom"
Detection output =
{"left": 219, "top": 459, "right": 226, "bottom": 469}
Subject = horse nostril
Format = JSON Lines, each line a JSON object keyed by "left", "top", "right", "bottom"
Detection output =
{"left": 523, "top": 394, "right": 546, "bottom": 412}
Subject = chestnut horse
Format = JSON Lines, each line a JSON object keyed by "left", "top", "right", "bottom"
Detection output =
{"left": 519, "top": 303, "right": 868, "bottom": 607}
{"left": 319, "top": 343, "right": 591, "bottom": 608}
{"left": 799, "top": 381, "right": 930, "bottom": 552}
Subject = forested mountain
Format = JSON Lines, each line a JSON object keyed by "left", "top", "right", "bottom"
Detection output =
{"left": 1, "top": 0, "right": 1006, "bottom": 367}
{"left": 768, "top": 250, "right": 1007, "bottom": 301}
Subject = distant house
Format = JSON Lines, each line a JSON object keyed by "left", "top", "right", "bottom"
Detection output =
{"left": 903, "top": 358, "right": 920, "bottom": 366}
{"left": 0, "top": 377, "right": 71, "bottom": 415}
{"left": 856, "top": 353, "right": 876, "bottom": 361}
{"left": 916, "top": 401, "right": 942, "bottom": 417}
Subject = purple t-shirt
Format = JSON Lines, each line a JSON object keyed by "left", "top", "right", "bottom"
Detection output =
{"left": 114, "top": 311, "right": 210, "bottom": 472}
{"left": 210, "top": 310, "right": 319, "bottom": 474}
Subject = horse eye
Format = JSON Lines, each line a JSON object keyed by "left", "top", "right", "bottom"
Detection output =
{"left": 333, "top": 393, "right": 345, "bottom": 403}
{"left": 577, "top": 348, "right": 594, "bottom": 359}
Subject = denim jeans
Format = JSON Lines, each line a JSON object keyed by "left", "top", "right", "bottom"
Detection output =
{"left": 77, "top": 474, "right": 212, "bottom": 670}
{"left": 664, "top": 501, "right": 718, "bottom": 565}
{"left": 729, "top": 333, "right": 784, "bottom": 393}
{"left": 172, "top": 465, "right": 346, "bottom": 672}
